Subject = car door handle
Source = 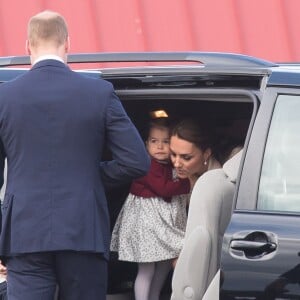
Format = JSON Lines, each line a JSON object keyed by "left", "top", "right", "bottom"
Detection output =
{"left": 230, "top": 240, "right": 277, "bottom": 259}
{"left": 230, "top": 240, "right": 277, "bottom": 252}
{"left": 229, "top": 231, "right": 278, "bottom": 259}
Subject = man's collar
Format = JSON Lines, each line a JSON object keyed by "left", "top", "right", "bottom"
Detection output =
{"left": 33, "top": 55, "right": 65, "bottom": 65}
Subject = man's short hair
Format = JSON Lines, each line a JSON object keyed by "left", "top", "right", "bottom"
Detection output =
{"left": 27, "top": 10, "right": 68, "bottom": 47}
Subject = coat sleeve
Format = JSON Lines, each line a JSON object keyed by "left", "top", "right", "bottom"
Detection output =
{"left": 100, "top": 89, "right": 150, "bottom": 189}
{"left": 138, "top": 162, "right": 190, "bottom": 198}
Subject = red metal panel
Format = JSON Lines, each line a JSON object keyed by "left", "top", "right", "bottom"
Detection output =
{"left": 234, "top": 0, "right": 292, "bottom": 61}
{"left": 138, "top": 0, "right": 195, "bottom": 51}
{"left": 187, "top": 0, "right": 243, "bottom": 52}
{"left": 91, "top": 0, "right": 146, "bottom": 52}
{"left": 0, "top": 0, "right": 300, "bottom": 62}
{"left": 282, "top": 0, "right": 300, "bottom": 61}
{"left": 0, "top": 0, "right": 41, "bottom": 55}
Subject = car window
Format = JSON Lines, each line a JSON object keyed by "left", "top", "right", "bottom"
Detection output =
{"left": 257, "top": 94, "right": 300, "bottom": 212}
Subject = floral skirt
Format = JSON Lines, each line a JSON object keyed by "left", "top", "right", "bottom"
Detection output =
{"left": 110, "top": 193, "right": 188, "bottom": 262}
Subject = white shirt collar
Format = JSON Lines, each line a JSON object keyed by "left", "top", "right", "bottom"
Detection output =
{"left": 33, "top": 55, "right": 65, "bottom": 65}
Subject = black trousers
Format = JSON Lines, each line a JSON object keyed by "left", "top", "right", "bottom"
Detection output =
{"left": 5, "top": 251, "right": 107, "bottom": 300}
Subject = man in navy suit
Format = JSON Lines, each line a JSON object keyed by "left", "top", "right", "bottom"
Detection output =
{"left": 0, "top": 10, "right": 150, "bottom": 300}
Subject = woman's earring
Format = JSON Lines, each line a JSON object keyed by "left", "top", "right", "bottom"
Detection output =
{"left": 204, "top": 160, "right": 207, "bottom": 165}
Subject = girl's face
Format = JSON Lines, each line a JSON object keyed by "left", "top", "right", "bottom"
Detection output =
{"left": 146, "top": 127, "right": 170, "bottom": 162}
{"left": 170, "top": 135, "right": 210, "bottom": 179}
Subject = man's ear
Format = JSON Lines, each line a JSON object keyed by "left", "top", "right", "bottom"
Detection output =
{"left": 65, "top": 37, "right": 70, "bottom": 53}
{"left": 25, "top": 40, "right": 31, "bottom": 55}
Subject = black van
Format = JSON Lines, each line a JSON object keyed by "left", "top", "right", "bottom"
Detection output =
{"left": 0, "top": 52, "right": 300, "bottom": 299}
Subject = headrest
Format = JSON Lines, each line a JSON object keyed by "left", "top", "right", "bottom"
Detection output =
{"left": 222, "top": 149, "right": 243, "bottom": 183}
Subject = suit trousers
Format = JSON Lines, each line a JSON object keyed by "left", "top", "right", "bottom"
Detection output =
{"left": 5, "top": 251, "right": 107, "bottom": 300}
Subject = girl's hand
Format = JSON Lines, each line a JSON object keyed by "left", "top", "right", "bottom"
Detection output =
{"left": 0, "top": 260, "right": 7, "bottom": 277}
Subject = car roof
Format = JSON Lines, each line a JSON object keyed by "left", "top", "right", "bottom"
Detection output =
{"left": 1, "top": 52, "right": 300, "bottom": 88}
{"left": 0, "top": 52, "right": 277, "bottom": 68}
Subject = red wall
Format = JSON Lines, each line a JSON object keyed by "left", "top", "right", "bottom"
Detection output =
{"left": 1, "top": 0, "right": 300, "bottom": 62}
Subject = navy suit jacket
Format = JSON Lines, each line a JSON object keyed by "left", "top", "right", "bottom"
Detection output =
{"left": 0, "top": 59, "right": 150, "bottom": 259}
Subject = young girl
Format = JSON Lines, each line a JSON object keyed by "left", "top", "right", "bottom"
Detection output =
{"left": 110, "top": 117, "right": 190, "bottom": 300}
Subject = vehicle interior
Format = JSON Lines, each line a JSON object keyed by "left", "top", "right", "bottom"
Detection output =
{"left": 106, "top": 88, "right": 255, "bottom": 299}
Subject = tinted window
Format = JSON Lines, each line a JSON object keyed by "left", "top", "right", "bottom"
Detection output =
{"left": 258, "top": 94, "right": 300, "bottom": 212}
